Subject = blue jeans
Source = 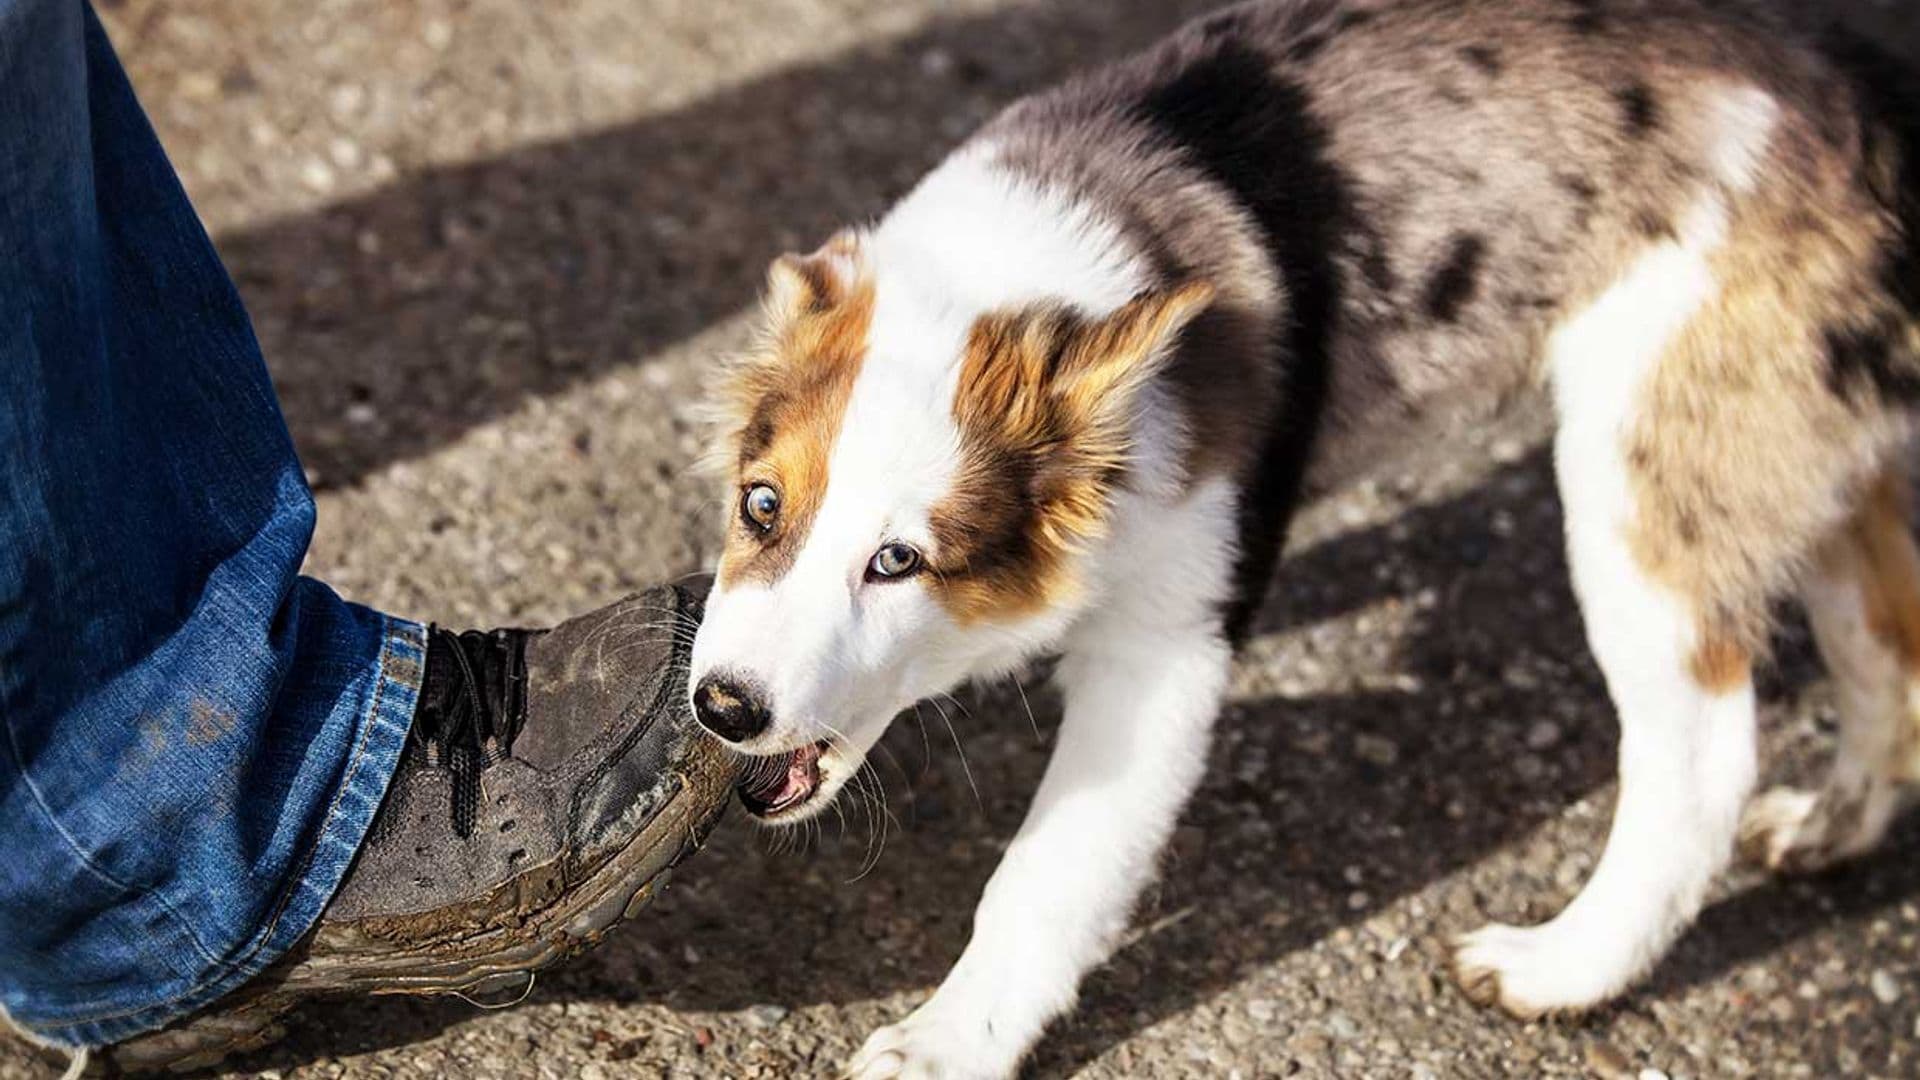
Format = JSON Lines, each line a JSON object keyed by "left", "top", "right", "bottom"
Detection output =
{"left": 0, "top": 0, "right": 422, "bottom": 1049}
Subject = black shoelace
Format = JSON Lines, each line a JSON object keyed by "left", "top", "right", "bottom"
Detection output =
{"left": 412, "top": 626, "right": 532, "bottom": 837}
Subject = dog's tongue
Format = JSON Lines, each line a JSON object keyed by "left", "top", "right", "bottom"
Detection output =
{"left": 738, "top": 742, "right": 824, "bottom": 812}
{"left": 770, "top": 744, "right": 820, "bottom": 804}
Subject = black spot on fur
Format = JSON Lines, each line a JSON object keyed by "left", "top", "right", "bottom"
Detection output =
{"left": 1557, "top": 173, "right": 1599, "bottom": 204}
{"left": 1633, "top": 208, "right": 1675, "bottom": 240}
{"left": 1566, "top": 0, "right": 1606, "bottom": 34}
{"left": 1423, "top": 234, "right": 1485, "bottom": 323}
{"left": 1505, "top": 293, "right": 1558, "bottom": 315}
{"left": 1826, "top": 29, "right": 1920, "bottom": 348}
{"left": 1335, "top": 10, "right": 1374, "bottom": 31}
{"left": 1361, "top": 245, "right": 1397, "bottom": 294}
{"left": 1134, "top": 42, "right": 1346, "bottom": 642}
{"left": 1615, "top": 82, "right": 1659, "bottom": 136}
{"left": 1558, "top": 174, "right": 1599, "bottom": 229}
{"left": 1825, "top": 319, "right": 1920, "bottom": 403}
{"left": 1459, "top": 45, "right": 1502, "bottom": 76}
{"left": 1676, "top": 508, "right": 1701, "bottom": 545}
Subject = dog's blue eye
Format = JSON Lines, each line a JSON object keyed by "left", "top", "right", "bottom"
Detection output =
{"left": 742, "top": 484, "right": 780, "bottom": 532}
{"left": 867, "top": 542, "right": 922, "bottom": 580}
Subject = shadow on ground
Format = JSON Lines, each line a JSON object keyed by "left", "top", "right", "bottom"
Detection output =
{"left": 227, "top": 0, "right": 1218, "bottom": 490}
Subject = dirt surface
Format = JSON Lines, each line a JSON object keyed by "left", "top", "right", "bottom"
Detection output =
{"left": 8, "top": 0, "right": 1920, "bottom": 1076}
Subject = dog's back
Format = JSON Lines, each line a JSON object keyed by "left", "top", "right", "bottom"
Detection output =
{"left": 968, "top": 0, "right": 1920, "bottom": 638}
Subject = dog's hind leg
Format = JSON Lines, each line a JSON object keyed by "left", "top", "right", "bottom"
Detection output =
{"left": 1450, "top": 419, "right": 1759, "bottom": 1018}
{"left": 1451, "top": 197, "right": 1770, "bottom": 1019}
{"left": 1742, "top": 471, "right": 1920, "bottom": 873}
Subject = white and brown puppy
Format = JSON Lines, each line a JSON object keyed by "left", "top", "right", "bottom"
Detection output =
{"left": 688, "top": 0, "right": 1920, "bottom": 1074}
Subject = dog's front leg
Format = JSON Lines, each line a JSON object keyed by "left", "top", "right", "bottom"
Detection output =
{"left": 846, "top": 619, "right": 1231, "bottom": 1079}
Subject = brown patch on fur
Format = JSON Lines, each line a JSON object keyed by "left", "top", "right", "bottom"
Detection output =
{"left": 715, "top": 246, "right": 875, "bottom": 587}
{"left": 1849, "top": 472, "right": 1920, "bottom": 669}
{"left": 1687, "top": 627, "right": 1750, "bottom": 693}
{"left": 929, "top": 284, "right": 1213, "bottom": 623}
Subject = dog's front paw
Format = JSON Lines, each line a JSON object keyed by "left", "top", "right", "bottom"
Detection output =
{"left": 843, "top": 1002, "right": 1019, "bottom": 1080}
{"left": 1449, "top": 922, "right": 1622, "bottom": 1020}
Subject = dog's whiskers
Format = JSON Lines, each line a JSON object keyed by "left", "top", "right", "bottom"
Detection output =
{"left": 926, "top": 693, "right": 982, "bottom": 814}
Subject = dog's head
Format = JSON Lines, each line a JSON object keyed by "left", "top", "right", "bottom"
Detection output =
{"left": 689, "top": 230, "right": 1210, "bottom": 821}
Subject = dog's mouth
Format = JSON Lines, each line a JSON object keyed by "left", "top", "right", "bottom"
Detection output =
{"left": 736, "top": 740, "right": 830, "bottom": 818}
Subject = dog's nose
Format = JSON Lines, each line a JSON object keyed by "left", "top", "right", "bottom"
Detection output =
{"left": 692, "top": 675, "right": 772, "bottom": 743}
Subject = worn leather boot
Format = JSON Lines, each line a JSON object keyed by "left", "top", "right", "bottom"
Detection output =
{"left": 92, "top": 578, "right": 737, "bottom": 1074}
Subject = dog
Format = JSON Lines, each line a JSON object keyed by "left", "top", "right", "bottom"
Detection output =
{"left": 686, "top": 0, "right": 1920, "bottom": 1074}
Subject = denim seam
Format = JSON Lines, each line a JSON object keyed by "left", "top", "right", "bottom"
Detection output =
{"left": 235, "top": 614, "right": 402, "bottom": 959}
{"left": 20, "top": 616, "right": 422, "bottom": 1037}
{"left": 0, "top": 700, "right": 227, "bottom": 971}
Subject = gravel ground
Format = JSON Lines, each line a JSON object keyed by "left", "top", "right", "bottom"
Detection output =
{"left": 8, "top": 1, "right": 1920, "bottom": 1076}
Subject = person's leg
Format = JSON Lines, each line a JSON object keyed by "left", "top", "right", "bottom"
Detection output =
{"left": 3, "top": 6, "right": 737, "bottom": 1069}
{"left": 0, "top": 0, "right": 424, "bottom": 1049}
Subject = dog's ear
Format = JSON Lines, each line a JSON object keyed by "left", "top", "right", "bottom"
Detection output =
{"left": 706, "top": 231, "right": 873, "bottom": 480}
{"left": 1049, "top": 281, "right": 1214, "bottom": 429}
{"left": 764, "top": 230, "right": 868, "bottom": 320}
{"left": 953, "top": 282, "right": 1214, "bottom": 545}
{"left": 957, "top": 282, "right": 1214, "bottom": 449}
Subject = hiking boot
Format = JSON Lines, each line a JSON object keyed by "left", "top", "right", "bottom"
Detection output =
{"left": 91, "top": 578, "right": 738, "bottom": 1075}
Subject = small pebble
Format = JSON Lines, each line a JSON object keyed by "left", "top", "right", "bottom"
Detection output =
{"left": 328, "top": 136, "right": 365, "bottom": 170}
{"left": 299, "top": 158, "right": 336, "bottom": 193}
{"left": 177, "top": 70, "right": 220, "bottom": 100}
{"left": 1354, "top": 733, "right": 1399, "bottom": 766}
{"left": 328, "top": 82, "right": 367, "bottom": 119}
{"left": 1584, "top": 1040, "right": 1633, "bottom": 1080}
{"left": 1870, "top": 968, "right": 1901, "bottom": 1005}
{"left": 919, "top": 48, "right": 954, "bottom": 77}
{"left": 746, "top": 1004, "right": 789, "bottom": 1029}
